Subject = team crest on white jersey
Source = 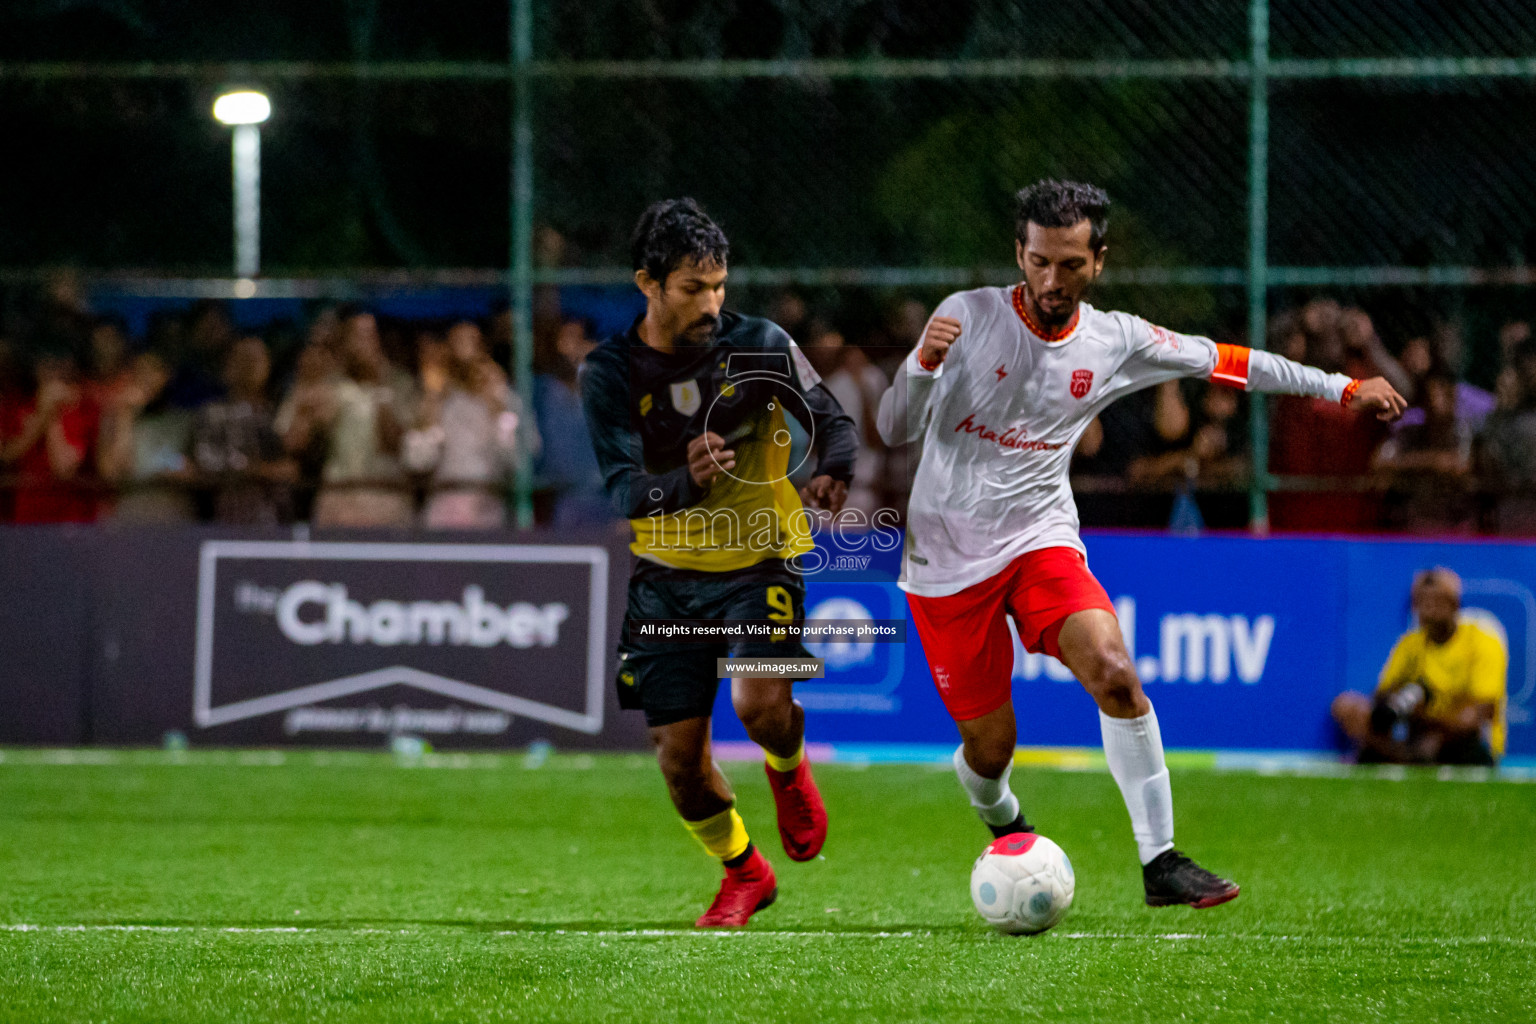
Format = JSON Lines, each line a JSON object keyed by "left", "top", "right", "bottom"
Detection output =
{"left": 669, "top": 379, "right": 702, "bottom": 415}
{"left": 1070, "top": 369, "right": 1094, "bottom": 399}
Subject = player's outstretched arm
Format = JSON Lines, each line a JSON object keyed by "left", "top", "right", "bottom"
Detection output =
{"left": 1126, "top": 319, "right": 1406, "bottom": 422}
{"left": 876, "top": 314, "right": 960, "bottom": 446}
{"left": 1342, "top": 377, "right": 1408, "bottom": 421}
{"left": 1242, "top": 348, "right": 1406, "bottom": 421}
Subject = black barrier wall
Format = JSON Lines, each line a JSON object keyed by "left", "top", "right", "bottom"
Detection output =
{"left": 0, "top": 528, "right": 96, "bottom": 744}
{"left": 0, "top": 526, "right": 647, "bottom": 751}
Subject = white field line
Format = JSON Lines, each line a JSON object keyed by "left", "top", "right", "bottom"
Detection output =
{"left": 2, "top": 924, "right": 1530, "bottom": 946}
{"left": 500, "top": 930, "right": 1534, "bottom": 945}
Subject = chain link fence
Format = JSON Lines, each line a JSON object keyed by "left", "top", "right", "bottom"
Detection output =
{"left": 2, "top": 0, "right": 1534, "bottom": 528}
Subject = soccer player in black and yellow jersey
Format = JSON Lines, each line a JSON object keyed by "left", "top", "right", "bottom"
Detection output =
{"left": 580, "top": 199, "right": 857, "bottom": 927}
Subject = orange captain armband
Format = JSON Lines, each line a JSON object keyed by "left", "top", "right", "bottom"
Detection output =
{"left": 1209, "top": 343, "right": 1251, "bottom": 389}
{"left": 1341, "top": 378, "right": 1361, "bottom": 407}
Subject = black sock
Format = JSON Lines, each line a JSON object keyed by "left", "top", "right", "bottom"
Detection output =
{"left": 723, "top": 842, "right": 755, "bottom": 869}
{"left": 987, "top": 814, "right": 1034, "bottom": 839}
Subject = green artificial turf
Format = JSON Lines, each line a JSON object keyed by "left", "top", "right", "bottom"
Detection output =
{"left": 1, "top": 749, "right": 1533, "bottom": 1023}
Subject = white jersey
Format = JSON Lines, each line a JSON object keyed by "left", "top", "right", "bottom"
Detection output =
{"left": 877, "top": 285, "right": 1352, "bottom": 597}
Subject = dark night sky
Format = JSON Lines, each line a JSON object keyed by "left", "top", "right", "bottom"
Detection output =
{"left": 2, "top": 1, "right": 1535, "bottom": 275}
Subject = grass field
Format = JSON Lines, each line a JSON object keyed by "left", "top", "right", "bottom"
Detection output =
{"left": 1, "top": 748, "right": 1533, "bottom": 1023}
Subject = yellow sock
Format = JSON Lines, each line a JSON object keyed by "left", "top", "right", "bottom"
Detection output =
{"left": 764, "top": 740, "right": 804, "bottom": 773}
{"left": 683, "top": 807, "right": 751, "bottom": 862}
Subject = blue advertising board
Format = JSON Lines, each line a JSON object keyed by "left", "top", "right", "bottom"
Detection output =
{"left": 711, "top": 531, "right": 1535, "bottom": 758}
{"left": 1341, "top": 538, "right": 1536, "bottom": 759}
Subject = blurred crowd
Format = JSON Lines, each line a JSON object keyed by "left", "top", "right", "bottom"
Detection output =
{"left": 0, "top": 285, "right": 599, "bottom": 530}
{"left": 1, "top": 281, "right": 1533, "bottom": 537}
{"left": 1262, "top": 299, "right": 1536, "bottom": 536}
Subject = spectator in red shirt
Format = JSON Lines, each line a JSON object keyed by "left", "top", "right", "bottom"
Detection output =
{"left": 1268, "top": 303, "right": 1390, "bottom": 532}
{"left": 83, "top": 315, "right": 134, "bottom": 411}
{"left": 0, "top": 351, "right": 104, "bottom": 524}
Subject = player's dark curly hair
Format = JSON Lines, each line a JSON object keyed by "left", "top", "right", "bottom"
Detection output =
{"left": 630, "top": 197, "right": 730, "bottom": 284}
{"left": 1015, "top": 180, "right": 1111, "bottom": 251}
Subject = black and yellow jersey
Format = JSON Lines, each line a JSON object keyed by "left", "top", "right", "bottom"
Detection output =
{"left": 580, "top": 311, "right": 856, "bottom": 572}
{"left": 1377, "top": 619, "right": 1508, "bottom": 758}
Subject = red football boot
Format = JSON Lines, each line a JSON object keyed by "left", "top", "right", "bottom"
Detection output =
{"left": 765, "top": 757, "right": 828, "bottom": 862}
{"left": 695, "top": 847, "right": 778, "bottom": 928}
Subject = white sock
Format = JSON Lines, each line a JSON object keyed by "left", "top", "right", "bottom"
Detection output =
{"left": 953, "top": 745, "right": 1021, "bottom": 827}
{"left": 1099, "top": 706, "right": 1175, "bottom": 865}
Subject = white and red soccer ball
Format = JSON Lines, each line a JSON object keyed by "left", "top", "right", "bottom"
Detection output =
{"left": 970, "top": 831, "right": 1075, "bottom": 934}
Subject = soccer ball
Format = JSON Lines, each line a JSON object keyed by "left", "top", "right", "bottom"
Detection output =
{"left": 970, "top": 832, "right": 1075, "bottom": 935}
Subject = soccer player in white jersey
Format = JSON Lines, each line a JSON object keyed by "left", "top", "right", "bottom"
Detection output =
{"left": 877, "top": 180, "right": 1406, "bottom": 908}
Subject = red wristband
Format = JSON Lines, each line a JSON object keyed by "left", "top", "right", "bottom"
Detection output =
{"left": 916, "top": 351, "right": 942, "bottom": 372}
{"left": 1341, "top": 379, "right": 1361, "bottom": 407}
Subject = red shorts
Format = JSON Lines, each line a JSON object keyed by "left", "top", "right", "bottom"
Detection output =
{"left": 906, "top": 546, "right": 1115, "bottom": 721}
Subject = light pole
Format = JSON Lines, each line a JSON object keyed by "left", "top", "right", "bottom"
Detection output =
{"left": 212, "top": 90, "right": 271, "bottom": 280}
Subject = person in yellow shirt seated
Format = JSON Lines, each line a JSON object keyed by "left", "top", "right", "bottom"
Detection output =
{"left": 1332, "top": 567, "right": 1507, "bottom": 766}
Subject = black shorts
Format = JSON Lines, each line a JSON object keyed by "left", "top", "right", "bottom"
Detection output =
{"left": 616, "top": 557, "right": 811, "bottom": 728}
